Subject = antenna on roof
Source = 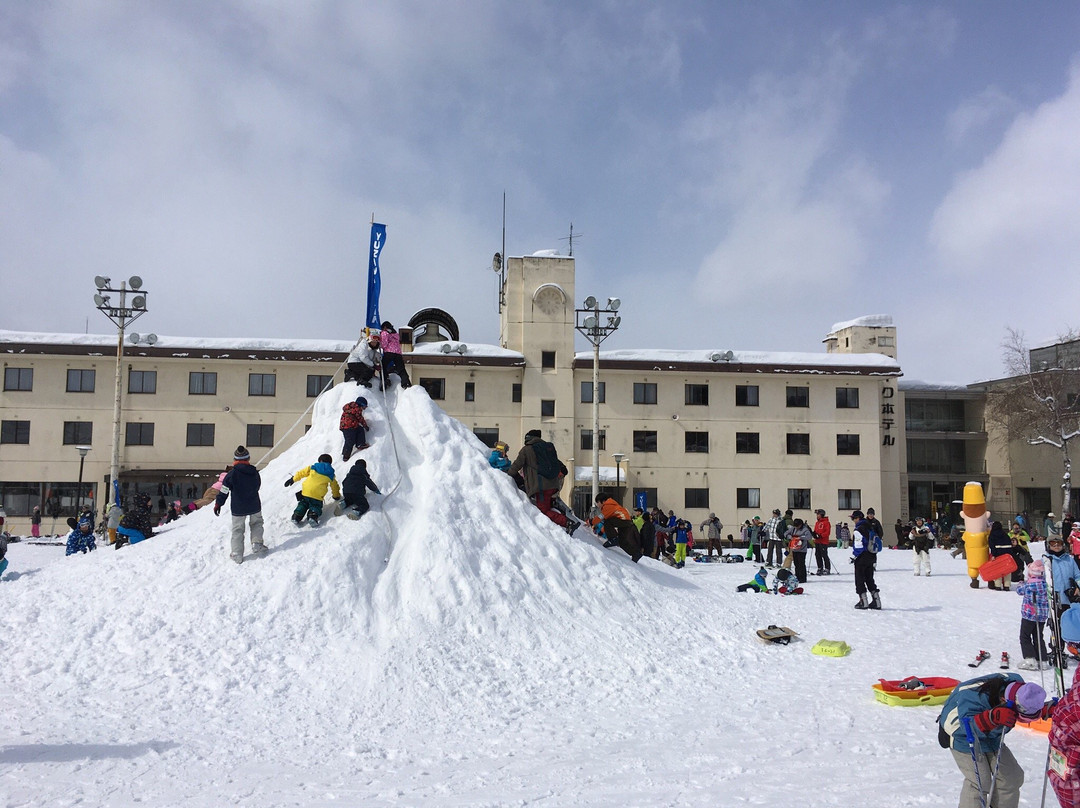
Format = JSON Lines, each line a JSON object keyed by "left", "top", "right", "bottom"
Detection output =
{"left": 560, "top": 222, "right": 583, "bottom": 257}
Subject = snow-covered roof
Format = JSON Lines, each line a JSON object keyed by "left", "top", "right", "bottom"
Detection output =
{"left": 898, "top": 379, "right": 971, "bottom": 392}
{"left": 0, "top": 329, "right": 354, "bottom": 352}
{"left": 411, "top": 340, "right": 524, "bottom": 359}
{"left": 827, "top": 314, "right": 894, "bottom": 334}
{"left": 577, "top": 348, "right": 900, "bottom": 370}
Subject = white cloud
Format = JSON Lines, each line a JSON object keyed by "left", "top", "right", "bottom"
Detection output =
{"left": 685, "top": 52, "right": 889, "bottom": 299}
{"left": 931, "top": 62, "right": 1080, "bottom": 278}
{"left": 945, "top": 85, "right": 1018, "bottom": 145}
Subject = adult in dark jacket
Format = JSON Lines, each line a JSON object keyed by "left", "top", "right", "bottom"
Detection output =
{"left": 639, "top": 512, "right": 657, "bottom": 559}
{"left": 341, "top": 459, "right": 381, "bottom": 519}
{"left": 214, "top": 446, "right": 266, "bottom": 564}
{"left": 507, "top": 429, "right": 571, "bottom": 532}
{"left": 115, "top": 492, "right": 154, "bottom": 549}
{"left": 850, "top": 510, "right": 881, "bottom": 610}
{"left": 865, "top": 508, "right": 885, "bottom": 547}
{"left": 987, "top": 521, "right": 1013, "bottom": 591}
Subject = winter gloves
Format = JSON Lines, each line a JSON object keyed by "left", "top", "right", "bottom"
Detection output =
{"left": 284, "top": 477, "right": 295, "bottom": 487}
{"left": 974, "top": 706, "right": 1018, "bottom": 732}
{"left": 1041, "top": 698, "right": 1060, "bottom": 720}
{"left": 213, "top": 504, "right": 220, "bottom": 516}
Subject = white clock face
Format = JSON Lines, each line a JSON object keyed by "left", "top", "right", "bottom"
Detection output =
{"left": 534, "top": 286, "right": 564, "bottom": 316}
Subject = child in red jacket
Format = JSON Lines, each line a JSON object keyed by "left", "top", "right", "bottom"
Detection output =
{"left": 339, "top": 397, "right": 370, "bottom": 461}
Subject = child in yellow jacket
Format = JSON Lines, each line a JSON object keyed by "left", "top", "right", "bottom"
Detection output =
{"left": 285, "top": 453, "right": 341, "bottom": 526}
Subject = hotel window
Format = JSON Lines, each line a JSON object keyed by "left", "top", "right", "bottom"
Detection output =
{"left": 685, "top": 384, "right": 709, "bottom": 406}
{"left": 685, "top": 432, "right": 709, "bottom": 453}
{"left": 735, "top": 385, "right": 759, "bottom": 406}
{"left": 633, "top": 383, "right": 657, "bottom": 405}
{"left": 189, "top": 372, "right": 218, "bottom": 395}
{"left": 248, "top": 373, "right": 276, "bottom": 396}
{"left": 786, "top": 386, "right": 809, "bottom": 408}
{"left": 837, "top": 434, "right": 861, "bottom": 455}
{"left": 786, "top": 434, "right": 810, "bottom": 455}
{"left": 3, "top": 368, "right": 33, "bottom": 391}
{"left": 128, "top": 369, "right": 157, "bottom": 394}
{"left": 735, "top": 432, "right": 760, "bottom": 454}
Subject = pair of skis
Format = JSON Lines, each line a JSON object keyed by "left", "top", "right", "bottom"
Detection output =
{"left": 967, "top": 650, "right": 1009, "bottom": 669}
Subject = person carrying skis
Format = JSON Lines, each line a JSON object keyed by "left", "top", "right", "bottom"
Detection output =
{"left": 340, "top": 459, "right": 380, "bottom": 520}
{"left": 214, "top": 445, "right": 266, "bottom": 564}
{"left": 850, "top": 510, "right": 881, "bottom": 610}
{"left": 285, "top": 454, "right": 341, "bottom": 526}
{"left": 813, "top": 508, "right": 832, "bottom": 575}
{"left": 937, "top": 673, "right": 1051, "bottom": 808}
{"left": 344, "top": 332, "right": 382, "bottom": 388}
{"left": 339, "top": 396, "right": 370, "bottom": 461}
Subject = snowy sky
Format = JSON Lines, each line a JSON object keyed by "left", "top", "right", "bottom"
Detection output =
{"left": 2, "top": 2, "right": 1079, "bottom": 383}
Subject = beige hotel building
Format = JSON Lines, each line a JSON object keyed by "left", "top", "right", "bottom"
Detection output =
{"left": 4, "top": 253, "right": 1032, "bottom": 537}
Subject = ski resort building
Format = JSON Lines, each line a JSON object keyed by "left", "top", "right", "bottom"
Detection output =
{"left": 1, "top": 252, "right": 1040, "bottom": 536}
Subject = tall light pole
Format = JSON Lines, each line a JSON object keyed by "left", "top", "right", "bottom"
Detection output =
{"left": 93, "top": 276, "right": 153, "bottom": 511}
{"left": 612, "top": 452, "right": 626, "bottom": 497}
{"left": 575, "top": 296, "right": 621, "bottom": 505}
{"left": 75, "top": 445, "right": 91, "bottom": 514}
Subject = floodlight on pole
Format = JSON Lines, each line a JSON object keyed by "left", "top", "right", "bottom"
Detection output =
{"left": 574, "top": 294, "right": 623, "bottom": 505}
{"left": 75, "top": 445, "right": 91, "bottom": 514}
{"left": 93, "top": 276, "right": 152, "bottom": 510}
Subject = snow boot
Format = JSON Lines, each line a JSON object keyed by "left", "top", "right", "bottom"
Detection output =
{"left": 854, "top": 593, "right": 869, "bottom": 609}
{"left": 970, "top": 578, "right": 980, "bottom": 589}
{"left": 230, "top": 553, "right": 243, "bottom": 565}
{"left": 251, "top": 544, "right": 268, "bottom": 557}
{"left": 870, "top": 591, "right": 882, "bottom": 610}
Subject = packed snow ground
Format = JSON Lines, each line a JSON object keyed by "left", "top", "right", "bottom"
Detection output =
{"left": 0, "top": 382, "right": 1061, "bottom": 806}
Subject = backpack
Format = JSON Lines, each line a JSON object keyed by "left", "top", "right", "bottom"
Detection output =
{"left": 867, "top": 530, "right": 883, "bottom": 554}
{"left": 531, "top": 440, "right": 560, "bottom": 481}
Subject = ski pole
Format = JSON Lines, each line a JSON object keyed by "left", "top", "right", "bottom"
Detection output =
{"left": 962, "top": 717, "right": 989, "bottom": 808}
{"left": 986, "top": 737, "right": 1005, "bottom": 807}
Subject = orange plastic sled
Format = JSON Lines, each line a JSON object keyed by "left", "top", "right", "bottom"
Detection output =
{"left": 979, "top": 554, "right": 1018, "bottom": 582}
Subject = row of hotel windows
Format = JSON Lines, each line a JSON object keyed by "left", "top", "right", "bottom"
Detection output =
{"left": 3, "top": 368, "right": 334, "bottom": 398}
{"left": 580, "top": 429, "right": 861, "bottom": 455}
{"left": 417, "top": 377, "right": 861, "bottom": 409}
{"left": 632, "top": 486, "right": 864, "bottom": 512}
{"left": 0, "top": 420, "right": 276, "bottom": 448}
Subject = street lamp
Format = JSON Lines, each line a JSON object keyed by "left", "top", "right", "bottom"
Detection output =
{"left": 93, "top": 276, "right": 153, "bottom": 511}
{"left": 611, "top": 452, "right": 626, "bottom": 495}
{"left": 75, "top": 445, "right": 91, "bottom": 514}
{"left": 575, "top": 295, "right": 622, "bottom": 504}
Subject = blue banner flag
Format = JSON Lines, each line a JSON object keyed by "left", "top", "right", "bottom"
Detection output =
{"left": 366, "top": 223, "right": 386, "bottom": 330}
{"left": 635, "top": 491, "right": 648, "bottom": 512}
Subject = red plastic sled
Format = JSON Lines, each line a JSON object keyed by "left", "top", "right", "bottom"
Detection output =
{"left": 979, "top": 554, "right": 1018, "bottom": 582}
{"left": 877, "top": 676, "right": 959, "bottom": 697}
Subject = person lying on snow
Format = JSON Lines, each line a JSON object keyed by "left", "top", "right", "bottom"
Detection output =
{"left": 736, "top": 567, "right": 770, "bottom": 593}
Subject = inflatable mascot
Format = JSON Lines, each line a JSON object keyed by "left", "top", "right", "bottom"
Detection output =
{"left": 962, "top": 481, "right": 990, "bottom": 587}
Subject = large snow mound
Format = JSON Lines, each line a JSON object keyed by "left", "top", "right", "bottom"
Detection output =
{"left": 0, "top": 380, "right": 1058, "bottom": 805}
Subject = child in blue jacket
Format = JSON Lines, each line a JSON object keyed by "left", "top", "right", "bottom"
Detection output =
{"left": 65, "top": 516, "right": 97, "bottom": 556}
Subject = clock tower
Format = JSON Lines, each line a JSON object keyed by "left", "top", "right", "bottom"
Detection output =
{"left": 499, "top": 252, "right": 576, "bottom": 458}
